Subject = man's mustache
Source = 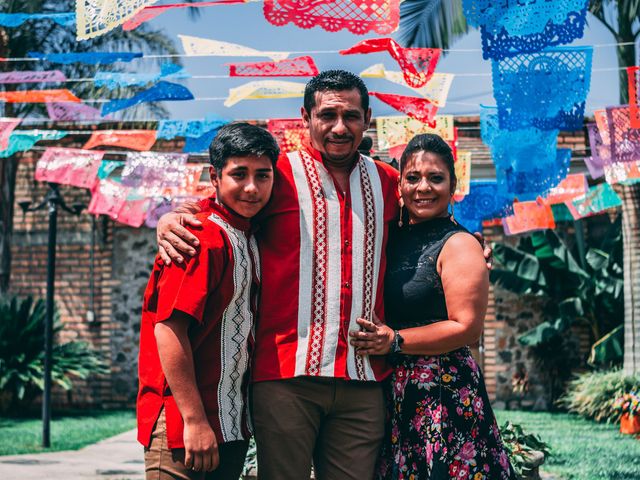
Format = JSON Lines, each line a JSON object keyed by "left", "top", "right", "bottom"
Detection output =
{"left": 327, "top": 135, "right": 354, "bottom": 141}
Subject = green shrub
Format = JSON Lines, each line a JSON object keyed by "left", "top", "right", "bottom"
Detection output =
{"left": 0, "top": 294, "right": 108, "bottom": 413}
{"left": 558, "top": 369, "right": 640, "bottom": 423}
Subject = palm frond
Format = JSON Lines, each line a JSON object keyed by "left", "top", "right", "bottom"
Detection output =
{"left": 396, "top": 0, "right": 468, "bottom": 50}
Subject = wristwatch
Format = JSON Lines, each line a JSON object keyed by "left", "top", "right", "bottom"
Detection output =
{"left": 390, "top": 330, "right": 404, "bottom": 354}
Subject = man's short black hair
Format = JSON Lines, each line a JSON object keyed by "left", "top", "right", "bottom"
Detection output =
{"left": 304, "top": 70, "right": 369, "bottom": 114}
{"left": 208, "top": 122, "right": 280, "bottom": 171}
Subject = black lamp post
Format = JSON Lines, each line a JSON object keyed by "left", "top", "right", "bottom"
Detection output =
{"left": 19, "top": 182, "right": 84, "bottom": 448}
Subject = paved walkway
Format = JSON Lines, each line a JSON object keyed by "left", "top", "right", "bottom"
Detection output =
{"left": 0, "top": 429, "right": 144, "bottom": 480}
{"left": 0, "top": 429, "right": 559, "bottom": 480}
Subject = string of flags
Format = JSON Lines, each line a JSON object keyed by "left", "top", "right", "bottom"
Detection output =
{"left": 0, "top": 2, "right": 636, "bottom": 236}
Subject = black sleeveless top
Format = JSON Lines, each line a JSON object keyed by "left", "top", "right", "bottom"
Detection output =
{"left": 384, "top": 216, "right": 472, "bottom": 330}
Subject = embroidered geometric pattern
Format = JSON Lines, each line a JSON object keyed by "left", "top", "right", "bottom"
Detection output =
{"left": 355, "top": 156, "right": 377, "bottom": 380}
{"left": 207, "top": 213, "right": 254, "bottom": 441}
{"left": 299, "top": 150, "right": 329, "bottom": 376}
{"left": 264, "top": 0, "right": 400, "bottom": 35}
{"left": 491, "top": 47, "right": 592, "bottom": 131}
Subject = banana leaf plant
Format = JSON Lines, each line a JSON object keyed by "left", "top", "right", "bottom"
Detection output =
{"left": 491, "top": 217, "right": 624, "bottom": 367}
{"left": 0, "top": 294, "right": 108, "bottom": 414}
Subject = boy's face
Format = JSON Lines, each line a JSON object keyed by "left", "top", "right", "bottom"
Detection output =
{"left": 210, "top": 155, "right": 274, "bottom": 219}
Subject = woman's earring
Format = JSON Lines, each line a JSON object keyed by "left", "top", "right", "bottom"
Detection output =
{"left": 449, "top": 199, "right": 457, "bottom": 224}
{"left": 398, "top": 198, "right": 404, "bottom": 227}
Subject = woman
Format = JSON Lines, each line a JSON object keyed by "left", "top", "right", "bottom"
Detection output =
{"left": 350, "top": 134, "right": 515, "bottom": 480}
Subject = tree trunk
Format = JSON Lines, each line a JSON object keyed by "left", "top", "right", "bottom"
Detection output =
{"left": 0, "top": 27, "right": 13, "bottom": 294}
{"left": 616, "top": 183, "right": 640, "bottom": 375}
{"left": 0, "top": 157, "right": 18, "bottom": 294}
{"left": 616, "top": 12, "right": 636, "bottom": 105}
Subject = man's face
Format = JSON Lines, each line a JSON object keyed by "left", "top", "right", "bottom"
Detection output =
{"left": 302, "top": 88, "right": 372, "bottom": 168}
{"left": 210, "top": 155, "right": 274, "bottom": 219}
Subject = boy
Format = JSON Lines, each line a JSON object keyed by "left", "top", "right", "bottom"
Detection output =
{"left": 137, "top": 123, "right": 279, "bottom": 479}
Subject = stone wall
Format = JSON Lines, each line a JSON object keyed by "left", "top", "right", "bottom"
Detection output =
{"left": 109, "top": 226, "right": 157, "bottom": 406}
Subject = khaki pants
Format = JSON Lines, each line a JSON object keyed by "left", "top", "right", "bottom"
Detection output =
{"left": 144, "top": 408, "right": 249, "bottom": 480}
{"left": 252, "top": 377, "right": 385, "bottom": 480}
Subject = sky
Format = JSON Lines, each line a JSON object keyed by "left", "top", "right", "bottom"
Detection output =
{"left": 142, "top": 2, "right": 626, "bottom": 121}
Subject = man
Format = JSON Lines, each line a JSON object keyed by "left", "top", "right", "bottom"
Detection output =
{"left": 157, "top": 70, "right": 489, "bottom": 479}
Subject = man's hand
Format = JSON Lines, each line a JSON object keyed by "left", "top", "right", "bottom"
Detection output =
{"left": 183, "top": 420, "right": 219, "bottom": 472}
{"left": 349, "top": 316, "right": 394, "bottom": 356}
{"left": 157, "top": 212, "right": 202, "bottom": 265}
{"left": 473, "top": 232, "right": 493, "bottom": 270}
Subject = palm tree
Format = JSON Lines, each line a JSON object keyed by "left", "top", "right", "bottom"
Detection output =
{"left": 0, "top": 0, "right": 181, "bottom": 292}
{"left": 397, "top": 0, "right": 640, "bottom": 375}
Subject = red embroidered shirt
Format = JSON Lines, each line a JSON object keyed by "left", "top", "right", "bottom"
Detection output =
{"left": 137, "top": 201, "right": 260, "bottom": 449}
{"left": 253, "top": 145, "right": 399, "bottom": 382}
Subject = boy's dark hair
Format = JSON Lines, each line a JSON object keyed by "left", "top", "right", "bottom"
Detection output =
{"left": 358, "top": 136, "right": 373, "bottom": 155}
{"left": 304, "top": 70, "right": 369, "bottom": 114}
{"left": 208, "top": 122, "right": 280, "bottom": 170}
{"left": 400, "top": 134, "right": 456, "bottom": 184}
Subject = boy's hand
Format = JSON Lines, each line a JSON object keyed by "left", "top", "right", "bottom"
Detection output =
{"left": 157, "top": 212, "right": 202, "bottom": 265}
{"left": 183, "top": 420, "right": 219, "bottom": 472}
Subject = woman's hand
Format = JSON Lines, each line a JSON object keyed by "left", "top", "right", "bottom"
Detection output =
{"left": 349, "top": 315, "right": 395, "bottom": 356}
{"left": 157, "top": 212, "right": 202, "bottom": 265}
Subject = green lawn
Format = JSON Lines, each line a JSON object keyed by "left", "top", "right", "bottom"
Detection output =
{"left": 0, "top": 410, "right": 136, "bottom": 456}
{"left": 496, "top": 410, "right": 640, "bottom": 480}
{"left": 2, "top": 408, "right": 639, "bottom": 479}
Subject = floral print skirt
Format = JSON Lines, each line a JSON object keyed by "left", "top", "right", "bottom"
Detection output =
{"left": 376, "top": 347, "right": 516, "bottom": 480}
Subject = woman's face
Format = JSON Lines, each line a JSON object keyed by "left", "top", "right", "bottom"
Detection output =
{"left": 400, "top": 150, "right": 455, "bottom": 224}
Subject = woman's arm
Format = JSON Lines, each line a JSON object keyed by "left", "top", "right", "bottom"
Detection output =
{"left": 157, "top": 201, "right": 203, "bottom": 265}
{"left": 155, "top": 312, "right": 219, "bottom": 472}
{"left": 350, "top": 232, "right": 489, "bottom": 356}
